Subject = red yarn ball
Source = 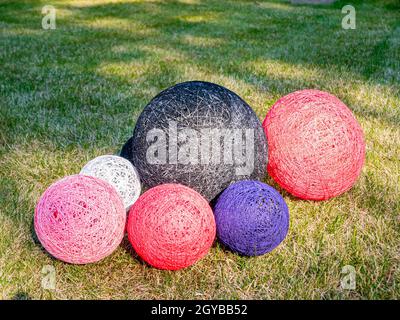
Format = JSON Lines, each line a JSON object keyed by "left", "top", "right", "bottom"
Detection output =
{"left": 263, "top": 89, "right": 365, "bottom": 200}
{"left": 127, "top": 184, "right": 216, "bottom": 270}
{"left": 35, "top": 175, "right": 126, "bottom": 264}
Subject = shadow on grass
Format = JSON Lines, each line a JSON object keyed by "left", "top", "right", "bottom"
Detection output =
{"left": 119, "top": 234, "right": 149, "bottom": 268}
{"left": 1, "top": 0, "right": 399, "bottom": 148}
{"left": 68, "top": 0, "right": 400, "bottom": 83}
{"left": 12, "top": 292, "right": 32, "bottom": 300}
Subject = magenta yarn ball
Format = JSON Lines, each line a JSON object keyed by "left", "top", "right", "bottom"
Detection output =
{"left": 34, "top": 175, "right": 126, "bottom": 264}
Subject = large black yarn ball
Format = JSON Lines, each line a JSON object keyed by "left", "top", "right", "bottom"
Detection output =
{"left": 123, "top": 81, "right": 268, "bottom": 201}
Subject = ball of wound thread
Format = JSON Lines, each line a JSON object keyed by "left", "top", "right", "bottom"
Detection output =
{"left": 214, "top": 180, "right": 289, "bottom": 256}
{"left": 80, "top": 154, "right": 141, "bottom": 210}
{"left": 127, "top": 183, "right": 216, "bottom": 270}
{"left": 125, "top": 81, "right": 268, "bottom": 202}
{"left": 263, "top": 89, "right": 365, "bottom": 200}
{"left": 34, "top": 175, "right": 126, "bottom": 264}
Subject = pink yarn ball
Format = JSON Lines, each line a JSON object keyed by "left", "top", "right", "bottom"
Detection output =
{"left": 34, "top": 175, "right": 126, "bottom": 264}
{"left": 263, "top": 89, "right": 365, "bottom": 200}
{"left": 127, "top": 184, "right": 216, "bottom": 270}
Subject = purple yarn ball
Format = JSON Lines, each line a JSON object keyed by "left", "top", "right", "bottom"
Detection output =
{"left": 214, "top": 180, "right": 289, "bottom": 256}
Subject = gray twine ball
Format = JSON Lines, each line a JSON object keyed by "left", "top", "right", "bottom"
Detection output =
{"left": 80, "top": 155, "right": 141, "bottom": 210}
{"left": 123, "top": 81, "right": 268, "bottom": 201}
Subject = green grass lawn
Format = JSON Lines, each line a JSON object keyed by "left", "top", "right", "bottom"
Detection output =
{"left": 1, "top": 0, "right": 399, "bottom": 299}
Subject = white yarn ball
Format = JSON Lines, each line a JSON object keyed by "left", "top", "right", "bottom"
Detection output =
{"left": 80, "top": 155, "right": 141, "bottom": 210}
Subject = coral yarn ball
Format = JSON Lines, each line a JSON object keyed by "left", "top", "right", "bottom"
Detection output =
{"left": 263, "top": 89, "right": 365, "bottom": 200}
{"left": 127, "top": 184, "right": 216, "bottom": 270}
{"left": 124, "top": 81, "right": 268, "bottom": 202}
{"left": 214, "top": 180, "right": 289, "bottom": 256}
{"left": 80, "top": 155, "right": 141, "bottom": 210}
{"left": 34, "top": 175, "right": 126, "bottom": 264}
